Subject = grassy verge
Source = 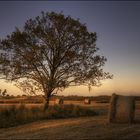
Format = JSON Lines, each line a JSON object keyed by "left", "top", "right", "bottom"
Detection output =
{"left": 0, "top": 104, "right": 97, "bottom": 128}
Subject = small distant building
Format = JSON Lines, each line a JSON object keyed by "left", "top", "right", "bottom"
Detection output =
{"left": 55, "top": 98, "right": 64, "bottom": 105}
{"left": 108, "top": 93, "right": 135, "bottom": 123}
{"left": 84, "top": 98, "right": 91, "bottom": 104}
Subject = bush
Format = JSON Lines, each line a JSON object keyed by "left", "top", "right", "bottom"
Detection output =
{"left": 0, "top": 104, "right": 97, "bottom": 128}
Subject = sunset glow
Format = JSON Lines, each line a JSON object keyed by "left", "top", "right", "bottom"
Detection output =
{"left": 0, "top": 1, "right": 140, "bottom": 96}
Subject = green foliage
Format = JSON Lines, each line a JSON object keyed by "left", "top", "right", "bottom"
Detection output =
{"left": 0, "top": 104, "right": 97, "bottom": 128}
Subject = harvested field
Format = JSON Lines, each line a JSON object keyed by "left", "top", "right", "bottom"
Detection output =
{"left": 0, "top": 115, "right": 140, "bottom": 139}
{"left": 0, "top": 100, "right": 109, "bottom": 108}
{"left": 0, "top": 101, "right": 140, "bottom": 139}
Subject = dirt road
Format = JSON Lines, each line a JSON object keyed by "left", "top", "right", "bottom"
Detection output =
{"left": 0, "top": 115, "right": 140, "bottom": 140}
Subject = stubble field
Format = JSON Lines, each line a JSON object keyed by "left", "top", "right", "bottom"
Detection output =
{"left": 0, "top": 101, "right": 140, "bottom": 139}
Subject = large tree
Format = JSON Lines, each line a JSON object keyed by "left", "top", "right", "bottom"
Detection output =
{"left": 0, "top": 12, "right": 112, "bottom": 110}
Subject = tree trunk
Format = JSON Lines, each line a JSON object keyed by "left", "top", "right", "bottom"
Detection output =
{"left": 44, "top": 97, "right": 50, "bottom": 111}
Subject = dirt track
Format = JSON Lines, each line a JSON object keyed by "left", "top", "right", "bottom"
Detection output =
{"left": 0, "top": 114, "right": 140, "bottom": 140}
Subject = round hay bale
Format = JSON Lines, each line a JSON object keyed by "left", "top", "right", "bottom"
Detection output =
{"left": 84, "top": 98, "right": 91, "bottom": 104}
{"left": 108, "top": 93, "right": 118, "bottom": 123}
{"left": 108, "top": 94, "right": 135, "bottom": 123}
{"left": 55, "top": 99, "right": 64, "bottom": 105}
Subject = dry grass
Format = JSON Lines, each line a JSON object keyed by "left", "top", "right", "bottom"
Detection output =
{"left": 0, "top": 115, "right": 140, "bottom": 139}
{"left": 0, "top": 101, "right": 140, "bottom": 139}
{"left": 0, "top": 104, "right": 97, "bottom": 128}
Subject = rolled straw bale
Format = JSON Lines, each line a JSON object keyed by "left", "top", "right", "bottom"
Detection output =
{"left": 108, "top": 94, "right": 135, "bottom": 123}
{"left": 84, "top": 98, "right": 91, "bottom": 104}
{"left": 55, "top": 98, "right": 64, "bottom": 105}
{"left": 108, "top": 93, "right": 118, "bottom": 123}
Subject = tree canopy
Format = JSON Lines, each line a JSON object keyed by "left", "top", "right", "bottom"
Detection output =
{"left": 0, "top": 11, "right": 112, "bottom": 109}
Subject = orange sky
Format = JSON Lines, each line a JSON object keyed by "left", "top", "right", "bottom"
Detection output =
{"left": 0, "top": 76, "right": 139, "bottom": 96}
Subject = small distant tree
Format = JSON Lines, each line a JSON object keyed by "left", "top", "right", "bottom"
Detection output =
{"left": 6, "top": 94, "right": 10, "bottom": 97}
{"left": 0, "top": 12, "right": 112, "bottom": 110}
{"left": 1, "top": 89, "right": 7, "bottom": 97}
